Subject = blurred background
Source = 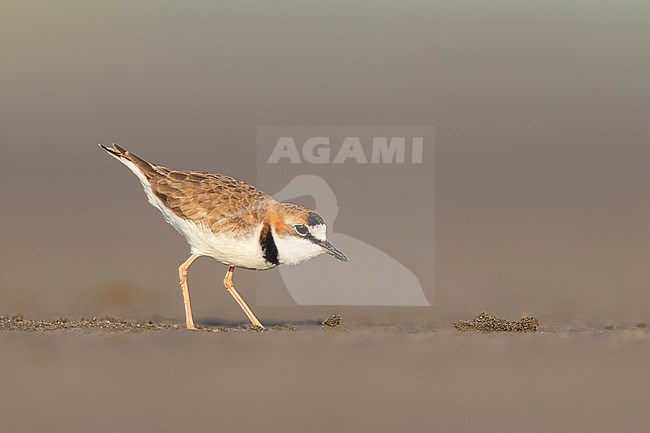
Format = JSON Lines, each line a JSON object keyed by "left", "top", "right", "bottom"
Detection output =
{"left": 2, "top": 0, "right": 650, "bottom": 326}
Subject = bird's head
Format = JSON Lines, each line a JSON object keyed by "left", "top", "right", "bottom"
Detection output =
{"left": 267, "top": 202, "right": 347, "bottom": 266}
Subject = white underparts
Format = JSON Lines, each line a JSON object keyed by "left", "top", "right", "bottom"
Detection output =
{"left": 117, "top": 158, "right": 275, "bottom": 270}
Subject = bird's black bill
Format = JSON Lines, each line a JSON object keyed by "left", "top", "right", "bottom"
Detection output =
{"left": 315, "top": 239, "right": 348, "bottom": 262}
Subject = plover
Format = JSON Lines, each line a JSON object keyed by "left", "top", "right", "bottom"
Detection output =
{"left": 99, "top": 144, "right": 347, "bottom": 330}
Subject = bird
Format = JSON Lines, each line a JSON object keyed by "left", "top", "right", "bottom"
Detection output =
{"left": 99, "top": 143, "right": 347, "bottom": 330}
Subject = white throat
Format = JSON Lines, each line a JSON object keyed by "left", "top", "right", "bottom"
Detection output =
{"left": 273, "top": 232, "right": 325, "bottom": 266}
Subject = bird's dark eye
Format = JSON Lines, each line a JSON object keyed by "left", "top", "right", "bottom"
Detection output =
{"left": 294, "top": 224, "right": 309, "bottom": 236}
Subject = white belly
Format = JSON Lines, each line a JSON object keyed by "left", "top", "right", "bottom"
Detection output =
{"left": 169, "top": 214, "right": 273, "bottom": 269}
{"left": 121, "top": 159, "right": 275, "bottom": 270}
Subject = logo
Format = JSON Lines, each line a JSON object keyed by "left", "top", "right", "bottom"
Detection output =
{"left": 257, "top": 126, "right": 434, "bottom": 306}
{"left": 266, "top": 136, "right": 424, "bottom": 164}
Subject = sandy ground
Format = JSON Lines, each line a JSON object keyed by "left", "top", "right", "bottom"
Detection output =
{"left": 3, "top": 3, "right": 650, "bottom": 432}
{"left": 2, "top": 317, "right": 650, "bottom": 433}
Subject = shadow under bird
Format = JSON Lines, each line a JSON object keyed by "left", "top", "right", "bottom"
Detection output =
{"left": 99, "top": 144, "right": 347, "bottom": 330}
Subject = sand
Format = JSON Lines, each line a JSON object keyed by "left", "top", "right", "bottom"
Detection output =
{"left": 2, "top": 314, "right": 650, "bottom": 433}
{"left": 454, "top": 312, "right": 539, "bottom": 332}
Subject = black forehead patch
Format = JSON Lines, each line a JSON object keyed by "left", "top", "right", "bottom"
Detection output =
{"left": 307, "top": 212, "right": 325, "bottom": 226}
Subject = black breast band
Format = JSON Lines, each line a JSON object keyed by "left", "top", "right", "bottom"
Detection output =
{"left": 260, "top": 224, "right": 279, "bottom": 266}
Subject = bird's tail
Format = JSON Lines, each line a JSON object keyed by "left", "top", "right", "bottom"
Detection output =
{"left": 98, "top": 143, "right": 159, "bottom": 179}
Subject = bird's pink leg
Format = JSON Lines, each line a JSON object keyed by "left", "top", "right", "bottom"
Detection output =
{"left": 178, "top": 254, "right": 200, "bottom": 330}
{"left": 224, "top": 266, "right": 265, "bottom": 329}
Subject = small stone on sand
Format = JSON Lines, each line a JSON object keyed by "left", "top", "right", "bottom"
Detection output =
{"left": 322, "top": 314, "right": 344, "bottom": 330}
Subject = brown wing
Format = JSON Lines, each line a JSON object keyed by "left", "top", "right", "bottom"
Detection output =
{"left": 102, "top": 144, "right": 273, "bottom": 234}
{"left": 150, "top": 168, "right": 273, "bottom": 233}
